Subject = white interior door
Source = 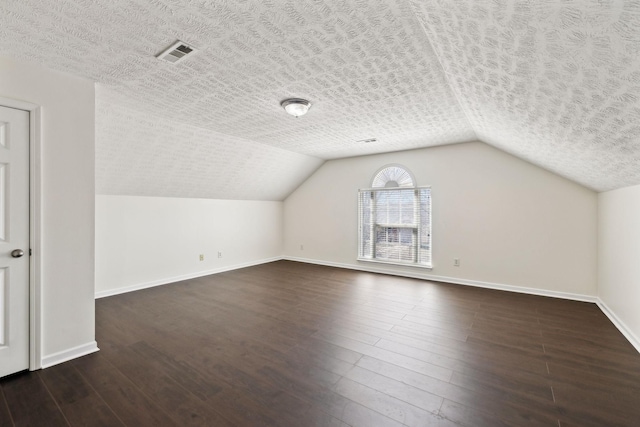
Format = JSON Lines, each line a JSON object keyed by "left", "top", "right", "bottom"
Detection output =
{"left": 0, "top": 105, "right": 30, "bottom": 377}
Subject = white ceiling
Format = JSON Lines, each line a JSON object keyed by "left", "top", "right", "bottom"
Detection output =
{"left": 1, "top": 0, "right": 640, "bottom": 198}
{"left": 95, "top": 89, "right": 324, "bottom": 200}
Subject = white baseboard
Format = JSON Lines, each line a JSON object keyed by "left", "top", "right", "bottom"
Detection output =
{"left": 95, "top": 257, "right": 282, "bottom": 299}
{"left": 596, "top": 299, "right": 640, "bottom": 354}
{"left": 283, "top": 256, "right": 598, "bottom": 303}
{"left": 41, "top": 341, "right": 99, "bottom": 369}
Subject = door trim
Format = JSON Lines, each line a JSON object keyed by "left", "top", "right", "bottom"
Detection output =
{"left": 0, "top": 96, "right": 42, "bottom": 370}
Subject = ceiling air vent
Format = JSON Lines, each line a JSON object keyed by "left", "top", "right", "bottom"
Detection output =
{"left": 156, "top": 40, "right": 197, "bottom": 64}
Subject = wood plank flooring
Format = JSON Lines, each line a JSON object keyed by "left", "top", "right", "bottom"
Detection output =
{"left": 2, "top": 260, "right": 640, "bottom": 426}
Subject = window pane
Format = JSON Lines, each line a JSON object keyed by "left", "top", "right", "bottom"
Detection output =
{"left": 374, "top": 227, "right": 415, "bottom": 262}
{"left": 359, "top": 191, "right": 373, "bottom": 258}
{"left": 374, "top": 189, "right": 415, "bottom": 226}
{"left": 358, "top": 186, "right": 431, "bottom": 268}
{"left": 418, "top": 189, "right": 431, "bottom": 265}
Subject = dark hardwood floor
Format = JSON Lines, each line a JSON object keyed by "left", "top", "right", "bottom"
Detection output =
{"left": 2, "top": 260, "right": 640, "bottom": 426}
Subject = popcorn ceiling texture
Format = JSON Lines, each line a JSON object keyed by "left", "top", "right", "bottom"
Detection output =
{"left": 410, "top": 0, "right": 640, "bottom": 192}
{"left": 95, "top": 88, "right": 324, "bottom": 200}
{"left": 1, "top": 0, "right": 640, "bottom": 197}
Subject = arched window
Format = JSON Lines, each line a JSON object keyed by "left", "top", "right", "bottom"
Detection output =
{"left": 371, "top": 164, "right": 416, "bottom": 188}
{"left": 358, "top": 165, "right": 431, "bottom": 267}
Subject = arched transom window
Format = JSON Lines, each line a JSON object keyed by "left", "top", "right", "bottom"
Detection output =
{"left": 371, "top": 165, "right": 416, "bottom": 188}
{"left": 358, "top": 165, "right": 432, "bottom": 267}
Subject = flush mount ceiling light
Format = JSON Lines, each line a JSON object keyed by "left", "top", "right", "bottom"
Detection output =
{"left": 281, "top": 98, "right": 311, "bottom": 117}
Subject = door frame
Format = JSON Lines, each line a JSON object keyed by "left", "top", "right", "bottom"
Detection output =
{"left": 0, "top": 96, "right": 42, "bottom": 370}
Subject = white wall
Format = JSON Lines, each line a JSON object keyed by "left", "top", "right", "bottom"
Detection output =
{"left": 0, "top": 56, "right": 96, "bottom": 364}
{"left": 598, "top": 184, "right": 640, "bottom": 349}
{"left": 95, "top": 195, "right": 283, "bottom": 297}
{"left": 284, "top": 142, "right": 598, "bottom": 297}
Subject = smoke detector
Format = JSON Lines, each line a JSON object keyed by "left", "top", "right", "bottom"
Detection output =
{"left": 156, "top": 41, "right": 197, "bottom": 64}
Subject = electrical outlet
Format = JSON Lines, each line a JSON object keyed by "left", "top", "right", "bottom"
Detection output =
{"left": 199, "top": 254, "right": 204, "bottom": 261}
{"left": 453, "top": 258, "right": 460, "bottom": 267}
{"left": 218, "top": 252, "right": 222, "bottom": 258}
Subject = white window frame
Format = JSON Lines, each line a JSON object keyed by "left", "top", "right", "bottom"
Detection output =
{"left": 357, "top": 165, "right": 432, "bottom": 269}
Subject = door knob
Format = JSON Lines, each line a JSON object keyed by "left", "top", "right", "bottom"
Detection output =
{"left": 11, "top": 249, "right": 24, "bottom": 258}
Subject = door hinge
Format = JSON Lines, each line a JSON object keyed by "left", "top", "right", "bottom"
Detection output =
{"left": 29, "top": 248, "right": 32, "bottom": 256}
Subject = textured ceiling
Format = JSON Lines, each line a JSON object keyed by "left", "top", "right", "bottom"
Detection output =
{"left": 95, "top": 87, "right": 323, "bottom": 200}
{"left": 411, "top": 0, "right": 640, "bottom": 192}
{"left": 1, "top": 0, "right": 640, "bottom": 196}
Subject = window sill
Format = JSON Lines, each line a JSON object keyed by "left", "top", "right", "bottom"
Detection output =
{"left": 357, "top": 257, "right": 432, "bottom": 270}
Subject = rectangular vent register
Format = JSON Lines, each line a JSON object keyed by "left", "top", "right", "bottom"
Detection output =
{"left": 156, "top": 41, "right": 197, "bottom": 64}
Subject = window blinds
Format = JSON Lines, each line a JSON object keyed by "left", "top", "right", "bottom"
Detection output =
{"left": 358, "top": 187, "right": 431, "bottom": 267}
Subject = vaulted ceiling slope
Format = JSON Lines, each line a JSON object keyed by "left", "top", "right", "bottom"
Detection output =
{"left": 1, "top": 0, "right": 640, "bottom": 198}
{"left": 96, "top": 88, "right": 323, "bottom": 200}
{"left": 413, "top": 0, "right": 640, "bottom": 192}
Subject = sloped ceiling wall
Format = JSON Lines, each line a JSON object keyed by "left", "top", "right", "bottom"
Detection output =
{"left": 412, "top": 0, "right": 640, "bottom": 192}
{"left": 96, "top": 86, "right": 324, "bottom": 200}
{"left": 2, "top": 0, "right": 640, "bottom": 198}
